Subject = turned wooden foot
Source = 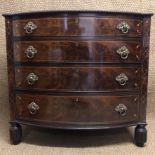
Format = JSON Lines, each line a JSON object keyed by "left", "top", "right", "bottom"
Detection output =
{"left": 134, "top": 124, "right": 147, "bottom": 147}
{"left": 10, "top": 123, "right": 22, "bottom": 145}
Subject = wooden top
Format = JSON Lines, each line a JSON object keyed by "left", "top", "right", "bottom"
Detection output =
{"left": 2, "top": 10, "right": 153, "bottom": 18}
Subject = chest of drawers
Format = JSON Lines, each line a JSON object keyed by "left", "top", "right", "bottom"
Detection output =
{"left": 3, "top": 11, "right": 153, "bottom": 146}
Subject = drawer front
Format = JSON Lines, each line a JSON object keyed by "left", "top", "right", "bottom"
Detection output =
{"left": 16, "top": 94, "right": 139, "bottom": 124}
{"left": 15, "top": 66, "right": 140, "bottom": 91}
{"left": 13, "top": 17, "right": 142, "bottom": 37}
{"left": 14, "top": 40, "right": 141, "bottom": 63}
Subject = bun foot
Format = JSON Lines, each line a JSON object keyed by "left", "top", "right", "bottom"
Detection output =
{"left": 134, "top": 124, "right": 147, "bottom": 147}
{"left": 10, "top": 123, "right": 22, "bottom": 145}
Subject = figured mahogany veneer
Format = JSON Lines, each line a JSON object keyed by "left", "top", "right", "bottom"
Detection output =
{"left": 13, "top": 17, "right": 142, "bottom": 37}
{"left": 3, "top": 11, "right": 153, "bottom": 146}
{"left": 15, "top": 66, "right": 140, "bottom": 91}
{"left": 14, "top": 40, "right": 141, "bottom": 63}
{"left": 16, "top": 94, "right": 139, "bottom": 124}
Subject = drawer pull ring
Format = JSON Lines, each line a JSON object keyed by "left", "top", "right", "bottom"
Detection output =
{"left": 26, "top": 73, "right": 38, "bottom": 85}
{"left": 115, "top": 104, "right": 127, "bottom": 116}
{"left": 24, "top": 21, "right": 37, "bottom": 34}
{"left": 116, "top": 73, "right": 128, "bottom": 86}
{"left": 25, "top": 46, "right": 37, "bottom": 59}
{"left": 116, "top": 46, "right": 130, "bottom": 60}
{"left": 116, "top": 21, "right": 130, "bottom": 34}
{"left": 27, "top": 102, "right": 39, "bottom": 115}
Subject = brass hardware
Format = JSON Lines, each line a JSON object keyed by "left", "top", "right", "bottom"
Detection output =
{"left": 27, "top": 102, "right": 39, "bottom": 114}
{"left": 116, "top": 21, "right": 130, "bottom": 34}
{"left": 115, "top": 104, "right": 127, "bottom": 116}
{"left": 25, "top": 46, "right": 37, "bottom": 59}
{"left": 75, "top": 98, "right": 79, "bottom": 102}
{"left": 134, "top": 83, "right": 138, "bottom": 87}
{"left": 17, "top": 96, "right": 22, "bottom": 100}
{"left": 24, "top": 21, "right": 37, "bottom": 34}
{"left": 16, "top": 45, "right": 19, "bottom": 49}
{"left": 134, "top": 114, "right": 137, "bottom": 117}
{"left": 136, "top": 55, "right": 139, "bottom": 60}
{"left": 135, "top": 70, "right": 138, "bottom": 74}
{"left": 116, "top": 73, "right": 128, "bottom": 86}
{"left": 26, "top": 73, "right": 38, "bottom": 85}
{"left": 136, "top": 45, "right": 140, "bottom": 49}
{"left": 116, "top": 46, "right": 130, "bottom": 60}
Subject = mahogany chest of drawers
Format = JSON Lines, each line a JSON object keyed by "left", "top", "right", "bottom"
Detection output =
{"left": 3, "top": 11, "right": 153, "bottom": 146}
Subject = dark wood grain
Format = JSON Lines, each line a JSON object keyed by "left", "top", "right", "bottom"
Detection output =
{"left": 14, "top": 40, "right": 141, "bottom": 63}
{"left": 13, "top": 17, "right": 142, "bottom": 37}
{"left": 3, "top": 11, "right": 153, "bottom": 145}
{"left": 139, "top": 17, "right": 151, "bottom": 122}
{"left": 5, "top": 17, "right": 17, "bottom": 121}
{"left": 16, "top": 94, "right": 139, "bottom": 124}
{"left": 3, "top": 10, "right": 153, "bottom": 18}
{"left": 134, "top": 124, "right": 147, "bottom": 147}
{"left": 10, "top": 119, "right": 140, "bottom": 130}
{"left": 15, "top": 66, "right": 141, "bottom": 91}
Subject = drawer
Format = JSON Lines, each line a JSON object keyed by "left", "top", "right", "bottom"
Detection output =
{"left": 15, "top": 66, "right": 141, "bottom": 91}
{"left": 16, "top": 94, "right": 139, "bottom": 124}
{"left": 13, "top": 17, "right": 142, "bottom": 37}
{"left": 14, "top": 40, "right": 141, "bottom": 63}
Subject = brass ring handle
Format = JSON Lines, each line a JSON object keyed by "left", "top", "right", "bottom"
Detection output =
{"left": 116, "top": 21, "right": 130, "bottom": 34}
{"left": 116, "top": 46, "right": 130, "bottom": 60}
{"left": 24, "top": 21, "right": 37, "bottom": 34}
{"left": 26, "top": 73, "right": 38, "bottom": 85}
{"left": 115, "top": 104, "right": 127, "bottom": 116}
{"left": 25, "top": 46, "right": 37, "bottom": 59}
{"left": 116, "top": 73, "right": 128, "bottom": 86}
{"left": 27, "top": 102, "right": 39, "bottom": 115}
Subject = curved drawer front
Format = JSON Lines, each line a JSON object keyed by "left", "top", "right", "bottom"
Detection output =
{"left": 13, "top": 17, "right": 142, "bottom": 37}
{"left": 15, "top": 66, "right": 140, "bottom": 91}
{"left": 14, "top": 40, "right": 141, "bottom": 63}
{"left": 16, "top": 94, "right": 139, "bottom": 124}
